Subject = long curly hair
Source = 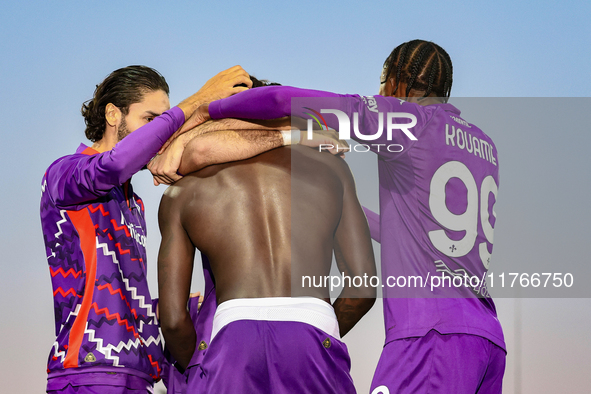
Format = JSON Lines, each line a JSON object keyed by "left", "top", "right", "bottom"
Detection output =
{"left": 81, "top": 65, "right": 169, "bottom": 142}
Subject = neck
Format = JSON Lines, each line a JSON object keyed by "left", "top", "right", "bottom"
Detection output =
{"left": 91, "top": 129, "right": 117, "bottom": 153}
{"left": 405, "top": 96, "right": 446, "bottom": 106}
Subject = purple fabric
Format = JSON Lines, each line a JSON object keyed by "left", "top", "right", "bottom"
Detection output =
{"left": 47, "top": 372, "right": 152, "bottom": 393}
{"left": 370, "top": 330, "right": 505, "bottom": 394}
{"left": 209, "top": 87, "right": 505, "bottom": 352}
{"left": 188, "top": 320, "right": 355, "bottom": 394}
{"left": 187, "top": 254, "right": 217, "bottom": 367}
{"left": 208, "top": 86, "right": 341, "bottom": 122}
{"left": 48, "top": 385, "right": 148, "bottom": 394}
{"left": 48, "top": 386, "right": 148, "bottom": 394}
{"left": 362, "top": 206, "right": 381, "bottom": 243}
{"left": 163, "top": 254, "right": 217, "bottom": 394}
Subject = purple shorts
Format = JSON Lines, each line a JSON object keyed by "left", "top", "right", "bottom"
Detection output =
{"left": 370, "top": 330, "right": 506, "bottom": 394}
{"left": 188, "top": 320, "right": 355, "bottom": 393}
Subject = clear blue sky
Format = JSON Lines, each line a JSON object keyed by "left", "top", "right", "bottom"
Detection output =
{"left": 1, "top": 1, "right": 590, "bottom": 393}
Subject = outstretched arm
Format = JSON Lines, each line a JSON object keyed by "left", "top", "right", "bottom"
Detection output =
{"left": 201, "top": 85, "right": 424, "bottom": 160}
{"left": 157, "top": 189, "right": 196, "bottom": 371}
{"left": 149, "top": 118, "right": 292, "bottom": 185}
{"left": 207, "top": 86, "right": 343, "bottom": 121}
{"left": 332, "top": 163, "right": 377, "bottom": 337}
{"left": 180, "top": 128, "right": 349, "bottom": 176}
{"left": 149, "top": 119, "right": 349, "bottom": 185}
{"left": 179, "top": 129, "right": 283, "bottom": 176}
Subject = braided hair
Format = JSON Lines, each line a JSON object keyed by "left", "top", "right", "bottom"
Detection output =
{"left": 81, "top": 65, "right": 170, "bottom": 142}
{"left": 381, "top": 40, "right": 453, "bottom": 102}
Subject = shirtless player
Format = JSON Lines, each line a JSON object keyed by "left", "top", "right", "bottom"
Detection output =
{"left": 157, "top": 144, "right": 376, "bottom": 393}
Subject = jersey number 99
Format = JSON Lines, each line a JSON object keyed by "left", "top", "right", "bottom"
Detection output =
{"left": 428, "top": 161, "right": 497, "bottom": 269}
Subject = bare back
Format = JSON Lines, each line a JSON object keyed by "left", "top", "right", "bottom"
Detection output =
{"left": 166, "top": 145, "right": 350, "bottom": 304}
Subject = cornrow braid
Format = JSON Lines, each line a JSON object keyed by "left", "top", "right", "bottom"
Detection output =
{"left": 441, "top": 50, "right": 453, "bottom": 99}
{"left": 381, "top": 40, "right": 453, "bottom": 102}
{"left": 425, "top": 52, "right": 441, "bottom": 98}
{"left": 405, "top": 43, "right": 433, "bottom": 98}
{"left": 393, "top": 42, "right": 409, "bottom": 98}
{"left": 381, "top": 41, "right": 409, "bottom": 98}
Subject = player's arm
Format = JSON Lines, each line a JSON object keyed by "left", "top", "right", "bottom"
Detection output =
{"left": 157, "top": 188, "right": 196, "bottom": 371}
{"left": 179, "top": 129, "right": 284, "bottom": 176}
{"left": 168, "top": 85, "right": 342, "bottom": 131}
{"left": 332, "top": 162, "right": 377, "bottom": 337}
{"left": 207, "top": 86, "right": 342, "bottom": 120}
{"left": 176, "top": 129, "right": 347, "bottom": 180}
{"left": 362, "top": 206, "right": 381, "bottom": 243}
{"left": 201, "top": 85, "right": 427, "bottom": 159}
{"left": 163, "top": 65, "right": 252, "bottom": 145}
{"left": 150, "top": 125, "right": 348, "bottom": 185}
{"left": 149, "top": 118, "right": 292, "bottom": 185}
{"left": 46, "top": 108, "right": 184, "bottom": 207}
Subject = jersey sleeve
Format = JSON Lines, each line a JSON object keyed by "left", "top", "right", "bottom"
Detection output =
{"left": 46, "top": 107, "right": 185, "bottom": 208}
{"left": 208, "top": 86, "right": 428, "bottom": 159}
{"left": 208, "top": 86, "right": 342, "bottom": 120}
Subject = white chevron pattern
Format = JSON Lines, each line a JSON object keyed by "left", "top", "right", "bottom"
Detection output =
{"left": 84, "top": 323, "right": 162, "bottom": 367}
{"left": 59, "top": 303, "right": 81, "bottom": 333}
{"left": 51, "top": 341, "right": 66, "bottom": 364}
{"left": 95, "top": 237, "right": 157, "bottom": 334}
{"left": 54, "top": 210, "right": 68, "bottom": 241}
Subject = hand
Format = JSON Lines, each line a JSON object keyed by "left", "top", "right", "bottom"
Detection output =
{"left": 177, "top": 65, "right": 252, "bottom": 125}
{"left": 148, "top": 136, "right": 187, "bottom": 186}
{"left": 165, "top": 104, "right": 211, "bottom": 151}
{"left": 185, "top": 65, "right": 252, "bottom": 108}
{"left": 300, "top": 129, "right": 350, "bottom": 157}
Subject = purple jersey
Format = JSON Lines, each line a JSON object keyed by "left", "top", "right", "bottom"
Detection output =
{"left": 208, "top": 87, "right": 505, "bottom": 350}
{"left": 41, "top": 107, "right": 184, "bottom": 387}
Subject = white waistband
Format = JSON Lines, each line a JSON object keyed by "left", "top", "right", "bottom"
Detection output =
{"left": 211, "top": 297, "right": 340, "bottom": 342}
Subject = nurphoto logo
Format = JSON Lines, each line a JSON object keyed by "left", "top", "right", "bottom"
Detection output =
{"left": 302, "top": 104, "right": 418, "bottom": 153}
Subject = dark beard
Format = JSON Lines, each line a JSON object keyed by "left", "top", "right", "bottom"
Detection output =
{"left": 117, "top": 116, "right": 148, "bottom": 170}
{"left": 117, "top": 116, "right": 130, "bottom": 141}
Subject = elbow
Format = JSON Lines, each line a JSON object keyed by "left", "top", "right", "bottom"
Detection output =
{"left": 160, "top": 318, "right": 176, "bottom": 337}
{"left": 180, "top": 140, "right": 211, "bottom": 174}
{"left": 159, "top": 310, "right": 187, "bottom": 337}
{"left": 267, "top": 86, "right": 291, "bottom": 115}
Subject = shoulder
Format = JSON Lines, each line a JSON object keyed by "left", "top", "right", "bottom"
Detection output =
{"left": 44, "top": 152, "right": 87, "bottom": 180}
{"left": 160, "top": 176, "right": 204, "bottom": 211}
{"left": 162, "top": 182, "right": 189, "bottom": 204}
{"left": 291, "top": 145, "right": 353, "bottom": 184}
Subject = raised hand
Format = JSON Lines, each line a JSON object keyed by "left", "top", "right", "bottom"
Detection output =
{"left": 162, "top": 66, "right": 252, "bottom": 153}
{"left": 149, "top": 134, "right": 188, "bottom": 186}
